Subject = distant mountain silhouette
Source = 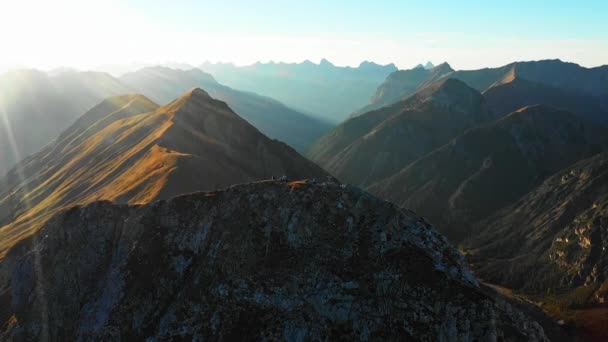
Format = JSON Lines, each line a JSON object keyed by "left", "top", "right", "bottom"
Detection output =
{"left": 120, "top": 67, "right": 332, "bottom": 152}
{"left": 200, "top": 59, "right": 397, "bottom": 122}
{"left": 310, "top": 79, "right": 498, "bottom": 187}
{"left": 0, "top": 90, "right": 330, "bottom": 259}
{"left": 0, "top": 69, "right": 132, "bottom": 176}
{"left": 369, "top": 105, "right": 608, "bottom": 241}
{"left": 0, "top": 67, "right": 330, "bottom": 178}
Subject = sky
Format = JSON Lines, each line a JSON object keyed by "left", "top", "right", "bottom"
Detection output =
{"left": 0, "top": 0, "right": 607, "bottom": 72}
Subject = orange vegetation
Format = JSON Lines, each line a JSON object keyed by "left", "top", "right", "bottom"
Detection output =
{"left": 0, "top": 89, "right": 328, "bottom": 259}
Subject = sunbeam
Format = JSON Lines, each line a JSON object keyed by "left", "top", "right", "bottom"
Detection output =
{"left": 0, "top": 103, "right": 50, "bottom": 338}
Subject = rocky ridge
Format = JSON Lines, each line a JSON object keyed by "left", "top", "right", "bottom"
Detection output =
{"left": 0, "top": 181, "right": 547, "bottom": 341}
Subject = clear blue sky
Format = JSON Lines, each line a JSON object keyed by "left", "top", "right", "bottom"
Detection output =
{"left": 1, "top": 0, "right": 606, "bottom": 71}
{"left": 127, "top": 0, "right": 607, "bottom": 40}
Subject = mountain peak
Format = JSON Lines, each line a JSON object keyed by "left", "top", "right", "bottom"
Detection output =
{"left": 319, "top": 58, "right": 334, "bottom": 66}
{"left": 358, "top": 61, "right": 398, "bottom": 72}
{"left": 424, "top": 61, "right": 435, "bottom": 69}
{"left": 185, "top": 87, "right": 211, "bottom": 99}
{"left": 163, "top": 87, "right": 215, "bottom": 114}
{"left": 398, "top": 78, "right": 490, "bottom": 118}
{"left": 430, "top": 62, "right": 454, "bottom": 74}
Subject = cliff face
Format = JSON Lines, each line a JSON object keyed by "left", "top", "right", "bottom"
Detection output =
{"left": 0, "top": 181, "right": 547, "bottom": 341}
{"left": 464, "top": 152, "right": 608, "bottom": 297}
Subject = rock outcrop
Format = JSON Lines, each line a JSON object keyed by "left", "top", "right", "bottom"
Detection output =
{"left": 0, "top": 181, "right": 547, "bottom": 341}
{"left": 464, "top": 152, "right": 608, "bottom": 297}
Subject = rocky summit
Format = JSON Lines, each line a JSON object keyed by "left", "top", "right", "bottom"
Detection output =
{"left": 0, "top": 181, "right": 547, "bottom": 341}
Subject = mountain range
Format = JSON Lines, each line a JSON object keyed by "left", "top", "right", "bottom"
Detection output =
{"left": 309, "top": 78, "right": 500, "bottom": 187}
{"left": 118, "top": 66, "right": 332, "bottom": 153}
{"left": 0, "top": 89, "right": 329, "bottom": 259}
{"left": 356, "top": 59, "right": 608, "bottom": 122}
{"left": 369, "top": 105, "right": 608, "bottom": 241}
{"left": 2, "top": 57, "right": 608, "bottom": 339}
{"left": 200, "top": 59, "right": 398, "bottom": 122}
{"left": 0, "top": 67, "right": 332, "bottom": 176}
{"left": 307, "top": 58, "right": 608, "bottom": 338}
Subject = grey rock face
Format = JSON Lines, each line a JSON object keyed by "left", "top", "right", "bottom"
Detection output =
{"left": 0, "top": 181, "right": 547, "bottom": 341}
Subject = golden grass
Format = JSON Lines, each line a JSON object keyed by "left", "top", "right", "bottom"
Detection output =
{"left": 0, "top": 96, "right": 193, "bottom": 259}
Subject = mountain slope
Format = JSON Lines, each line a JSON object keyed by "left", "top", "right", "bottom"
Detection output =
{"left": 0, "top": 89, "right": 329, "bottom": 259}
{"left": 359, "top": 60, "right": 608, "bottom": 120}
{"left": 0, "top": 181, "right": 548, "bottom": 341}
{"left": 310, "top": 79, "right": 497, "bottom": 187}
{"left": 369, "top": 105, "right": 608, "bottom": 241}
{"left": 464, "top": 152, "right": 608, "bottom": 296}
{"left": 355, "top": 62, "right": 455, "bottom": 115}
{"left": 120, "top": 67, "right": 332, "bottom": 152}
{"left": 201, "top": 60, "right": 397, "bottom": 122}
{"left": 461, "top": 152, "right": 608, "bottom": 339}
{"left": 483, "top": 75, "right": 608, "bottom": 123}
{"left": 0, "top": 69, "right": 133, "bottom": 176}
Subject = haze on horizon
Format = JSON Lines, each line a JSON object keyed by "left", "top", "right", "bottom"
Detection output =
{"left": 0, "top": 0, "right": 607, "bottom": 73}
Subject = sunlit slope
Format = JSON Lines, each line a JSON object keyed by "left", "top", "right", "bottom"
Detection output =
{"left": 0, "top": 89, "right": 329, "bottom": 259}
{"left": 120, "top": 66, "right": 332, "bottom": 152}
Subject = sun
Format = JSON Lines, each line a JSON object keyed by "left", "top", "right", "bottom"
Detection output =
{"left": 0, "top": 0, "right": 149, "bottom": 71}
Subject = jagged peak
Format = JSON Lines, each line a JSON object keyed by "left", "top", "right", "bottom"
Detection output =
{"left": 319, "top": 58, "right": 334, "bottom": 66}
{"left": 358, "top": 60, "right": 398, "bottom": 71}
{"left": 429, "top": 62, "right": 454, "bottom": 75}
{"left": 161, "top": 87, "right": 219, "bottom": 114}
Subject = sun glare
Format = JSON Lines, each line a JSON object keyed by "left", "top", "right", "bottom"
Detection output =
{"left": 0, "top": 0, "right": 149, "bottom": 70}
